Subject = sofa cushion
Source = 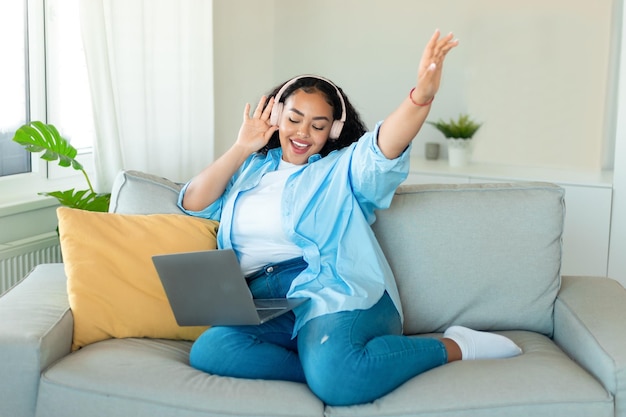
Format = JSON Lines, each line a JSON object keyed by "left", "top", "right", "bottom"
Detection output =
{"left": 372, "top": 182, "right": 564, "bottom": 336}
{"left": 325, "top": 331, "right": 612, "bottom": 417}
{"left": 37, "top": 338, "right": 324, "bottom": 417}
{"left": 109, "top": 169, "right": 183, "bottom": 214}
{"left": 57, "top": 207, "right": 219, "bottom": 351}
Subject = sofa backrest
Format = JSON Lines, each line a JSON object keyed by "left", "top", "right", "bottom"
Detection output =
{"left": 372, "top": 182, "right": 565, "bottom": 337}
{"left": 109, "top": 170, "right": 183, "bottom": 214}
{"left": 111, "top": 171, "right": 565, "bottom": 337}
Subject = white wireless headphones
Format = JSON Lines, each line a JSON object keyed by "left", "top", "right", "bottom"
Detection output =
{"left": 269, "top": 74, "right": 347, "bottom": 140}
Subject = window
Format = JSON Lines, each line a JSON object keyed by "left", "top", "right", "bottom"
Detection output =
{"left": 0, "top": 0, "right": 95, "bottom": 178}
{"left": 0, "top": 1, "right": 30, "bottom": 176}
{"left": 46, "top": 0, "right": 95, "bottom": 152}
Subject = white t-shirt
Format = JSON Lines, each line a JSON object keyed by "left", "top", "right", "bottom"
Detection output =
{"left": 231, "top": 160, "right": 304, "bottom": 275}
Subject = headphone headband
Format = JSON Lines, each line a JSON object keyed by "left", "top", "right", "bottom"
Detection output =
{"left": 269, "top": 74, "right": 347, "bottom": 139}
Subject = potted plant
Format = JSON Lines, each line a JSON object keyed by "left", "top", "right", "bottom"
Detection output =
{"left": 12, "top": 121, "right": 110, "bottom": 212}
{"left": 427, "top": 114, "right": 482, "bottom": 167}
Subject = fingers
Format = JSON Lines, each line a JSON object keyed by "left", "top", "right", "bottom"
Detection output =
{"left": 419, "top": 29, "right": 457, "bottom": 76}
{"left": 242, "top": 102, "right": 251, "bottom": 121}
{"left": 251, "top": 96, "right": 266, "bottom": 118}
{"left": 264, "top": 125, "right": 279, "bottom": 141}
{"left": 251, "top": 96, "right": 275, "bottom": 120}
{"left": 440, "top": 36, "right": 459, "bottom": 56}
{"left": 238, "top": 96, "right": 278, "bottom": 150}
{"left": 243, "top": 96, "right": 276, "bottom": 125}
{"left": 433, "top": 31, "right": 458, "bottom": 61}
{"left": 413, "top": 30, "right": 458, "bottom": 99}
{"left": 425, "top": 29, "right": 440, "bottom": 56}
{"left": 262, "top": 96, "right": 275, "bottom": 123}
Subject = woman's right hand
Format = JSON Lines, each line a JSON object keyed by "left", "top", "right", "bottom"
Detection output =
{"left": 182, "top": 96, "right": 277, "bottom": 211}
{"left": 235, "top": 95, "right": 279, "bottom": 153}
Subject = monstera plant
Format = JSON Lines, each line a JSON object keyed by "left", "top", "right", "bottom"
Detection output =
{"left": 12, "top": 121, "right": 110, "bottom": 212}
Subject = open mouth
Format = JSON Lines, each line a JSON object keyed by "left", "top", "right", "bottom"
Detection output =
{"left": 290, "top": 139, "right": 311, "bottom": 153}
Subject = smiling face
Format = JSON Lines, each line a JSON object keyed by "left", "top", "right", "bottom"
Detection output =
{"left": 278, "top": 89, "right": 334, "bottom": 165}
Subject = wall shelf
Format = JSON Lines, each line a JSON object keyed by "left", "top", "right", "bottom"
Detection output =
{"left": 408, "top": 158, "right": 613, "bottom": 188}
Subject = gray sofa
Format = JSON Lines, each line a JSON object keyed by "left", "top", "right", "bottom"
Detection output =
{"left": 2, "top": 169, "right": 626, "bottom": 417}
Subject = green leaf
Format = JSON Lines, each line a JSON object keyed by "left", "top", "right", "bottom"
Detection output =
{"left": 12, "top": 121, "right": 83, "bottom": 171}
{"left": 13, "top": 121, "right": 108, "bottom": 213}
{"left": 427, "top": 114, "right": 482, "bottom": 139}
{"left": 40, "top": 189, "right": 111, "bottom": 213}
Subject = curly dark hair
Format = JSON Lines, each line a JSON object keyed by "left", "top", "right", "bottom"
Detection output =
{"left": 259, "top": 76, "right": 367, "bottom": 157}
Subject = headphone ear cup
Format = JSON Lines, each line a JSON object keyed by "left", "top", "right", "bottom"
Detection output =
{"left": 329, "top": 120, "right": 344, "bottom": 140}
{"left": 269, "top": 102, "right": 283, "bottom": 126}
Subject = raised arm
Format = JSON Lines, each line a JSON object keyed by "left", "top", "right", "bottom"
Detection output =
{"left": 378, "top": 30, "right": 458, "bottom": 159}
{"left": 182, "top": 96, "right": 278, "bottom": 211}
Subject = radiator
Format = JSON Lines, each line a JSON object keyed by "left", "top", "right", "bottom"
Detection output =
{"left": 0, "top": 232, "right": 62, "bottom": 295}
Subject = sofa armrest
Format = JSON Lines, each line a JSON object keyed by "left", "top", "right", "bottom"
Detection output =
{"left": 0, "top": 264, "right": 73, "bottom": 417}
{"left": 554, "top": 275, "right": 626, "bottom": 417}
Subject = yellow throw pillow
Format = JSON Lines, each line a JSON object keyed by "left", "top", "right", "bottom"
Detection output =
{"left": 57, "top": 207, "right": 219, "bottom": 351}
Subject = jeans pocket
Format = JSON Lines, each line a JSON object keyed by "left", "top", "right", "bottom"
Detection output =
{"left": 249, "top": 257, "right": 307, "bottom": 299}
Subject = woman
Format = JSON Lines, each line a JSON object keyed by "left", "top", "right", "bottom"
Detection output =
{"left": 179, "top": 30, "right": 521, "bottom": 406}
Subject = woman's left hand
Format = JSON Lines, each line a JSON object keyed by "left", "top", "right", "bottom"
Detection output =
{"left": 411, "top": 30, "right": 459, "bottom": 105}
{"left": 377, "top": 30, "right": 458, "bottom": 159}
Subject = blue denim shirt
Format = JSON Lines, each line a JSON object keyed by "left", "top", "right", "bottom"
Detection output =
{"left": 178, "top": 122, "right": 410, "bottom": 334}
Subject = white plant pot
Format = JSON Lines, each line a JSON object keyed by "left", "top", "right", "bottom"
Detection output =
{"left": 447, "top": 138, "right": 472, "bottom": 167}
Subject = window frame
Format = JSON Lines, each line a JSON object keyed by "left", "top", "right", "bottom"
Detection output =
{"left": 0, "top": 0, "right": 95, "bottom": 211}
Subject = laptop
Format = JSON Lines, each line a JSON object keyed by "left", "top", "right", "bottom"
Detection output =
{"left": 151, "top": 249, "right": 309, "bottom": 326}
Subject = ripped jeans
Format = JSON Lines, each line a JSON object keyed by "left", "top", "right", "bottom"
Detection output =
{"left": 189, "top": 257, "right": 448, "bottom": 406}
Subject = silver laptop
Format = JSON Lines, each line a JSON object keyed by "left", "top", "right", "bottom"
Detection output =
{"left": 151, "top": 249, "right": 309, "bottom": 326}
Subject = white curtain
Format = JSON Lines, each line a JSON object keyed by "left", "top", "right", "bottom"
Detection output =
{"left": 78, "top": 0, "right": 214, "bottom": 192}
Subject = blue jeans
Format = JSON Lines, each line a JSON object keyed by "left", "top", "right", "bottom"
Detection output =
{"left": 189, "top": 257, "right": 448, "bottom": 406}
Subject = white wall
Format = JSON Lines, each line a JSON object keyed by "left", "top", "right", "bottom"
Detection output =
{"left": 212, "top": 0, "right": 276, "bottom": 157}
{"left": 213, "top": 0, "right": 625, "bottom": 283}
{"left": 213, "top": 0, "right": 615, "bottom": 171}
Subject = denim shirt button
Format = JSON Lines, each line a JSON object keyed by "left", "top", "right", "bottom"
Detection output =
{"left": 266, "top": 266, "right": 274, "bottom": 273}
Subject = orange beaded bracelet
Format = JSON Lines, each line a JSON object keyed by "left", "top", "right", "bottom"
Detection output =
{"left": 409, "top": 87, "right": 434, "bottom": 107}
